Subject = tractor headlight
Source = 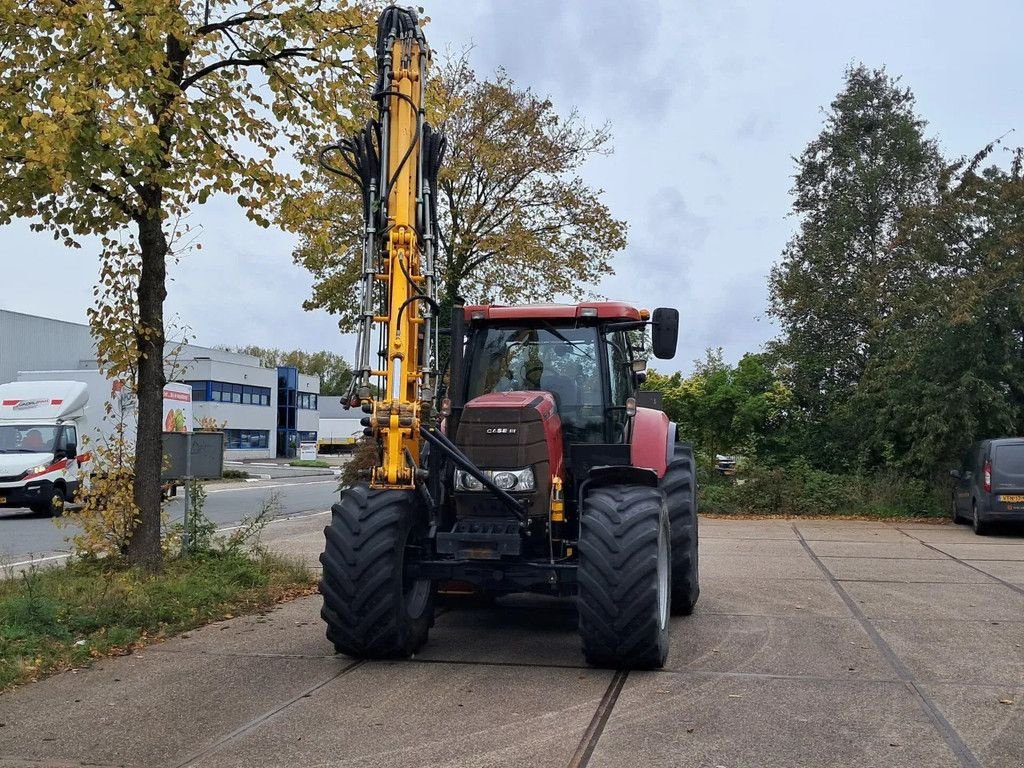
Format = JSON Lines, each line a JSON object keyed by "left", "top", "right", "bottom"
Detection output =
{"left": 455, "top": 467, "right": 535, "bottom": 492}
{"left": 455, "top": 470, "right": 484, "bottom": 491}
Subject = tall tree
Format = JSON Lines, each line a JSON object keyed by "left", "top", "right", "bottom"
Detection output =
{"left": 854, "top": 146, "right": 1024, "bottom": 475}
{"left": 289, "top": 54, "right": 628, "bottom": 328}
{"left": 0, "top": 0, "right": 371, "bottom": 568}
{"left": 769, "top": 64, "right": 942, "bottom": 466}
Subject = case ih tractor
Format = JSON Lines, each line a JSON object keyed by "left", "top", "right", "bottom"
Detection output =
{"left": 317, "top": 6, "right": 699, "bottom": 669}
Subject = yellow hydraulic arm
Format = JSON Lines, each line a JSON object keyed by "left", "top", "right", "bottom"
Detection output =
{"left": 321, "top": 6, "right": 445, "bottom": 488}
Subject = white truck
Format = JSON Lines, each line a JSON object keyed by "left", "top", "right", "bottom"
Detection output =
{"left": 317, "top": 415, "right": 363, "bottom": 454}
{"left": 0, "top": 374, "right": 192, "bottom": 516}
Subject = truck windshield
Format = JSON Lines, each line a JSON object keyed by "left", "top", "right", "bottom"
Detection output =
{"left": 0, "top": 425, "right": 58, "bottom": 454}
{"left": 466, "top": 326, "right": 604, "bottom": 442}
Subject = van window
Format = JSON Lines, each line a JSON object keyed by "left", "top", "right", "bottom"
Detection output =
{"left": 993, "top": 444, "right": 1024, "bottom": 482}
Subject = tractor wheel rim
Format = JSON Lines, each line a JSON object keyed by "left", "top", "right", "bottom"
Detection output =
{"left": 657, "top": 516, "right": 669, "bottom": 630}
{"left": 405, "top": 578, "right": 431, "bottom": 620}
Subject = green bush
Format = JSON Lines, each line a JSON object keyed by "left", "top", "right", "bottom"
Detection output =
{"left": 698, "top": 457, "right": 946, "bottom": 518}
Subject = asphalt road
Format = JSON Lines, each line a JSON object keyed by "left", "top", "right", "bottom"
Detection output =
{"left": 0, "top": 474, "right": 340, "bottom": 566}
{"left": 2, "top": 518, "right": 1022, "bottom": 767}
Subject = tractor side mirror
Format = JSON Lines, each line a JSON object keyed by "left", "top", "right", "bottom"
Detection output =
{"left": 651, "top": 308, "right": 679, "bottom": 360}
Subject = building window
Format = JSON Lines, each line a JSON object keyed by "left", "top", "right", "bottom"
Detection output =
{"left": 189, "top": 381, "right": 270, "bottom": 406}
{"left": 185, "top": 381, "right": 209, "bottom": 402}
{"left": 224, "top": 429, "right": 270, "bottom": 450}
{"left": 298, "top": 430, "right": 317, "bottom": 442}
{"left": 298, "top": 392, "right": 319, "bottom": 410}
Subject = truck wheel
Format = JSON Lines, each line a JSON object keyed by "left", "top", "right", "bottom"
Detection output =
{"left": 578, "top": 484, "right": 670, "bottom": 669}
{"left": 662, "top": 445, "right": 700, "bottom": 615}
{"left": 972, "top": 501, "right": 991, "bottom": 536}
{"left": 319, "top": 483, "right": 434, "bottom": 658}
{"left": 31, "top": 486, "right": 66, "bottom": 518}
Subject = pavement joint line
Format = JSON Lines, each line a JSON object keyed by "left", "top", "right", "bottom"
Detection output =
{"left": 566, "top": 668, "right": 628, "bottom": 768}
{"left": 792, "top": 524, "right": 983, "bottom": 768}
{"left": 169, "top": 659, "right": 364, "bottom": 768}
{"left": 895, "top": 527, "right": 1024, "bottom": 598}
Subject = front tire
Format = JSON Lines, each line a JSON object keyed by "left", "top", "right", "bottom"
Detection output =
{"left": 31, "top": 486, "right": 65, "bottom": 518}
{"left": 577, "top": 484, "right": 671, "bottom": 669}
{"left": 319, "top": 484, "right": 434, "bottom": 658}
{"left": 662, "top": 445, "right": 700, "bottom": 614}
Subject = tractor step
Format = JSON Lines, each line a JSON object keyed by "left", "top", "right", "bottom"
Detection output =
{"left": 436, "top": 518, "right": 522, "bottom": 559}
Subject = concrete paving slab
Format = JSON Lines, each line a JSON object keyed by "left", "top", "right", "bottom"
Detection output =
{"left": 148, "top": 596, "right": 332, "bottom": 659}
{"left": 589, "top": 673, "right": 959, "bottom": 768}
{"left": 795, "top": 524, "right": 913, "bottom": 543}
{"left": 698, "top": 576, "right": 851, "bottom": 618}
{"left": 699, "top": 519, "right": 799, "bottom": 540}
{"left": 0, "top": 652, "right": 337, "bottom": 768}
{"left": 698, "top": 537, "right": 808, "bottom": 556}
{"left": 929, "top": 542, "right": 1024, "bottom": 561}
{"left": 666, "top": 613, "right": 893, "bottom": 680}
{"left": 896, "top": 526, "right": 1002, "bottom": 544}
{"left": 701, "top": 552, "right": 824, "bottom": 580}
{"left": 805, "top": 540, "right": 946, "bottom": 560}
{"left": 872, "top": 619, "right": 1024, "bottom": 685}
{"left": 923, "top": 683, "right": 1024, "bottom": 768}
{"left": 821, "top": 556, "right": 997, "bottom": 584}
{"left": 418, "top": 595, "right": 584, "bottom": 667}
{"left": 965, "top": 559, "right": 1024, "bottom": 583}
{"left": 841, "top": 581, "right": 1024, "bottom": 622}
{"left": 187, "top": 661, "right": 612, "bottom": 768}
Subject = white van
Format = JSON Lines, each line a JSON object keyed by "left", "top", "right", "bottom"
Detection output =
{"left": 0, "top": 376, "right": 193, "bottom": 516}
{"left": 0, "top": 380, "right": 91, "bottom": 516}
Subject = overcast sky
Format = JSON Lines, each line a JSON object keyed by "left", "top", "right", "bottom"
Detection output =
{"left": 2, "top": 0, "right": 1022, "bottom": 372}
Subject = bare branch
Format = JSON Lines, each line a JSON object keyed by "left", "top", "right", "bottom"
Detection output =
{"left": 180, "top": 47, "right": 314, "bottom": 91}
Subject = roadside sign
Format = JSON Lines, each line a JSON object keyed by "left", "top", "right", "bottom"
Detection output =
{"left": 162, "top": 431, "right": 224, "bottom": 480}
{"left": 299, "top": 441, "right": 318, "bottom": 461}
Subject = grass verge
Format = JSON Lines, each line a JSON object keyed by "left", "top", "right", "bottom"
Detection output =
{"left": 288, "top": 459, "right": 332, "bottom": 468}
{"left": 0, "top": 551, "right": 314, "bottom": 692}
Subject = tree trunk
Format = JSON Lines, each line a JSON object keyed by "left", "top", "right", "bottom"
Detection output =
{"left": 128, "top": 210, "right": 168, "bottom": 570}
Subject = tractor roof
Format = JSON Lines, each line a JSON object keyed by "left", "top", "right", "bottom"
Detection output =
{"left": 464, "top": 302, "right": 644, "bottom": 323}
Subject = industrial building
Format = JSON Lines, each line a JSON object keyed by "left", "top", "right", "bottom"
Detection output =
{"left": 0, "top": 309, "right": 320, "bottom": 459}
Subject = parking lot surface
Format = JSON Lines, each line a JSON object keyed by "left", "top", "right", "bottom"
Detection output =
{"left": 1, "top": 518, "right": 1022, "bottom": 767}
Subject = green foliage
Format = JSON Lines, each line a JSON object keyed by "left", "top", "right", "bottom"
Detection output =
{"left": 769, "top": 64, "right": 943, "bottom": 469}
{"left": 0, "top": 552, "right": 313, "bottom": 691}
{"left": 228, "top": 345, "right": 354, "bottom": 396}
{"left": 699, "top": 459, "right": 945, "bottom": 518}
{"left": 643, "top": 349, "right": 795, "bottom": 461}
{"left": 767, "top": 63, "right": 1024, "bottom": 480}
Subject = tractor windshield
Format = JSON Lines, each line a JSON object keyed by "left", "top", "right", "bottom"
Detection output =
{"left": 466, "top": 325, "right": 605, "bottom": 442}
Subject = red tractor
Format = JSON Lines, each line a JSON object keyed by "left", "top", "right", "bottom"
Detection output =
{"left": 317, "top": 7, "right": 698, "bottom": 669}
{"left": 321, "top": 300, "right": 698, "bottom": 669}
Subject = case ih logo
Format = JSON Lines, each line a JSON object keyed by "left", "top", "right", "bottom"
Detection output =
{"left": 485, "top": 427, "right": 518, "bottom": 435}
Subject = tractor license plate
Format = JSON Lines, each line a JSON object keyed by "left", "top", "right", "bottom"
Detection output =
{"left": 999, "top": 495, "right": 1024, "bottom": 503}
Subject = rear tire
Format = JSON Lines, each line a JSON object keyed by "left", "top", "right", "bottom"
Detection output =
{"left": 662, "top": 445, "right": 700, "bottom": 615}
{"left": 319, "top": 483, "right": 434, "bottom": 658}
{"left": 972, "top": 501, "right": 991, "bottom": 536}
{"left": 577, "top": 484, "right": 670, "bottom": 669}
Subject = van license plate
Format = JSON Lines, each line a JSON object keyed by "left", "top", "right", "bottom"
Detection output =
{"left": 999, "top": 495, "right": 1024, "bottom": 503}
